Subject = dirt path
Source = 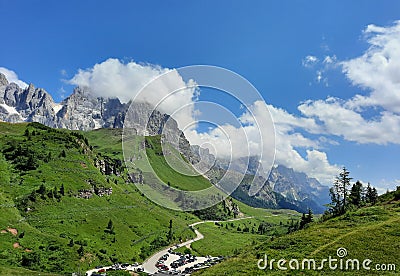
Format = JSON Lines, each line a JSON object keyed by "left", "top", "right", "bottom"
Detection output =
{"left": 310, "top": 215, "right": 400, "bottom": 256}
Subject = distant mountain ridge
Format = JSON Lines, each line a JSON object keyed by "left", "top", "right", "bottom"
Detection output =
{"left": 0, "top": 73, "right": 329, "bottom": 213}
{"left": 0, "top": 73, "right": 127, "bottom": 130}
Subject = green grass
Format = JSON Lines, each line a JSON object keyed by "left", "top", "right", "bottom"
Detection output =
{"left": 0, "top": 122, "right": 277, "bottom": 275}
{"left": 195, "top": 202, "right": 400, "bottom": 275}
{"left": 83, "top": 128, "right": 124, "bottom": 158}
{"left": 144, "top": 135, "right": 211, "bottom": 191}
{"left": 190, "top": 214, "right": 297, "bottom": 257}
{"left": 86, "top": 129, "right": 212, "bottom": 191}
{"left": 191, "top": 221, "right": 260, "bottom": 257}
{"left": 0, "top": 266, "right": 58, "bottom": 276}
{"left": 0, "top": 123, "right": 200, "bottom": 274}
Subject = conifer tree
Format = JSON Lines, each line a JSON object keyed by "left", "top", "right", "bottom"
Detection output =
{"left": 349, "top": 181, "right": 363, "bottom": 207}
{"left": 329, "top": 167, "right": 352, "bottom": 215}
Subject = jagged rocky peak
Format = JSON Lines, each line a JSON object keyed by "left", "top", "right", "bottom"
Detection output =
{"left": 0, "top": 75, "right": 57, "bottom": 125}
{"left": 0, "top": 73, "right": 9, "bottom": 86}
{"left": 55, "top": 86, "right": 128, "bottom": 130}
{"left": 0, "top": 75, "right": 189, "bottom": 134}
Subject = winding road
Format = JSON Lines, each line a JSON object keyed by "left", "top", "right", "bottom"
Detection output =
{"left": 142, "top": 216, "right": 255, "bottom": 274}
{"left": 86, "top": 214, "right": 282, "bottom": 275}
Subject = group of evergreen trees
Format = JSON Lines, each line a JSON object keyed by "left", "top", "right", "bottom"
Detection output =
{"left": 28, "top": 183, "right": 65, "bottom": 202}
{"left": 287, "top": 209, "right": 313, "bottom": 233}
{"left": 327, "top": 167, "right": 378, "bottom": 217}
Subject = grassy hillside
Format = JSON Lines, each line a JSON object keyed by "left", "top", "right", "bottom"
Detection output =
{"left": 194, "top": 195, "right": 400, "bottom": 275}
{"left": 189, "top": 213, "right": 296, "bottom": 257}
{"left": 85, "top": 129, "right": 211, "bottom": 191}
{"left": 0, "top": 122, "right": 202, "bottom": 274}
{"left": 0, "top": 122, "right": 285, "bottom": 275}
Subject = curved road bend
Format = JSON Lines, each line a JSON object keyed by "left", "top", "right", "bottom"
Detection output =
{"left": 142, "top": 216, "right": 256, "bottom": 274}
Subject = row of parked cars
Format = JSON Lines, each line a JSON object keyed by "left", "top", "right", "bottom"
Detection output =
{"left": 170, "top": 253, "right": 197, "bottom": 269}
{"left": 156, "top": 250, "right": 225, "bottom": 275}
{"left": 156, "top": 253, "right": 171, "bottom": 272}
{"left": 88, "top": 262, "right": 143, "bottom": 276}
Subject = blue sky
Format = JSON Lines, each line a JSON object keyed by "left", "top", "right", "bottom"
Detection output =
{"left": 1, "top": 0, "right": 400, "bottom": 191}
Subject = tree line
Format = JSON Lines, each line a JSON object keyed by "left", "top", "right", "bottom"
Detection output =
{"left": 326, "top": 167, "right": 378, "bottom": 218}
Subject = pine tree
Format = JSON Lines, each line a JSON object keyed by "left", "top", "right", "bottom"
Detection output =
{"left": 299, "top": 213, "right": 307, "bottom": 229}
{"left": 366, "top": 183, "right": 378, "bottom": 205}
{"left": 167, "top": 219, "right": 173, "bottom": 242}
{"left": 299, "top": 209, "right": 313, "bottom": 229}
{"left": 329, "top": 187, "right": 340, "bottom": 215}
{"left": 59, "top": 183, "right": 65, "bottom": 196}
{"left": 106, "top": 219, "right": 114, "bottom": 234}
{"left": 306, "top": 208, "right": 313, "bottom": 223}
{"left": 330, "top": 167, "right": 352, "bottom": 215}
{"left": 77, "top": 244, "right": 84, "bottom": 256}
{"left": 24, "top": 129, "right": 30, "bottom": 137}
{"left": 59, "top": 149, "right": 66, "bottom": 158}
{"left": 349, "top": 181, "right": 363, "bottom": 207}
{"left": 371, "top": 188, "right": 378, "bottom": 204}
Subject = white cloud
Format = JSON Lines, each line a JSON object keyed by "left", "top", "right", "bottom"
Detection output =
{"left": 376, "top": 179, "right": 400, "bottom": 195}
{"left": 302, "top": 55, "right": 319, "bottom": 68}
{"left": 69, "top": 58, "right": 169, "bottom": 103}
{"left": 187, "top": 100, "right": 340, "bottom": 185}
{"left": 68, "top": 58, "right": 198, "bottom": 130}
{"left": 303, "top": 54, "right": 336, "bottom": 86}
{"left": 296, "top": 21, "right": 400, "bottom": 146}
{"left": 0, "top": 67, "right": 28, "bottom": 88}
{"left": 323, "top": 55, "right": 337, "bottom": 65}
{"left": 316, "top": 71, "right": 323, "bottom": 83}
{"left": 341, "top": 20, "right": 400, "bottom": 114}
{"left": 299, "top": 98, "right": 400, "bottom": 145}
{"left": 266, "top": 103, "right": 340, "bottom": 184}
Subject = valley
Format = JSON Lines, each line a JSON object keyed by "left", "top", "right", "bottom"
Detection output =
{"left": 0, "top": 72, "right": 397, "bottom": 276}
{"left": 0, "top": 122, "right": 299, "bottom": 275}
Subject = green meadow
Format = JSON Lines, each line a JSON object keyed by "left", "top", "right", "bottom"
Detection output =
{"left": 0, "top": 122, "right": 295, "bottom": 275}
{"left": 195, "top": 199, "right": 400, "bottom": 275}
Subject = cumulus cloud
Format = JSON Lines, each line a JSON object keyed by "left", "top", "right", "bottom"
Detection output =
{"left": 185, "top": 100, "right": 275, "bottom": 171}
{"left": 0, "top": 67, "right": 28, "bottom": 88}
{"left": 266, "top": 103, "right": 340, "bottom": 183}
{"left": 297, "top": 21, "right": 400, "bottom": 146}
{"left": 68, "top": 58, "right": 198, "bottom": 130}
{"left": 341, "top": 20, "right": 400, "bottom": 114}
{"left": 299, "top": 98, "right": 400, "bottom": 145}
{"left": 187, "top": 100, "right": 340, "bottom": 185}
{"left": 270, "top": 21, "right": 400, "bottom": 180}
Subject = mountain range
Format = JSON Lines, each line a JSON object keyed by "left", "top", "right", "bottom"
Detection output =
{"left": 0, "top": 73, "right": 329, "bottom": 213}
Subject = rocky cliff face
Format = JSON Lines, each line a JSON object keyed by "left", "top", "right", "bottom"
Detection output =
{"left": 0, "top": 76, "right": 56, "bottom": 124}
{"left": 0, "top": 73, "right": 182, "bottom": 137}
{"left": 269, "top": 165, "right": 330, "bottom": 205}
{"left": 55, "top": 86, "right": 127, "bottom": 130}
{"left": 197, "top": 154, "right": 330, "bottom": 213}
